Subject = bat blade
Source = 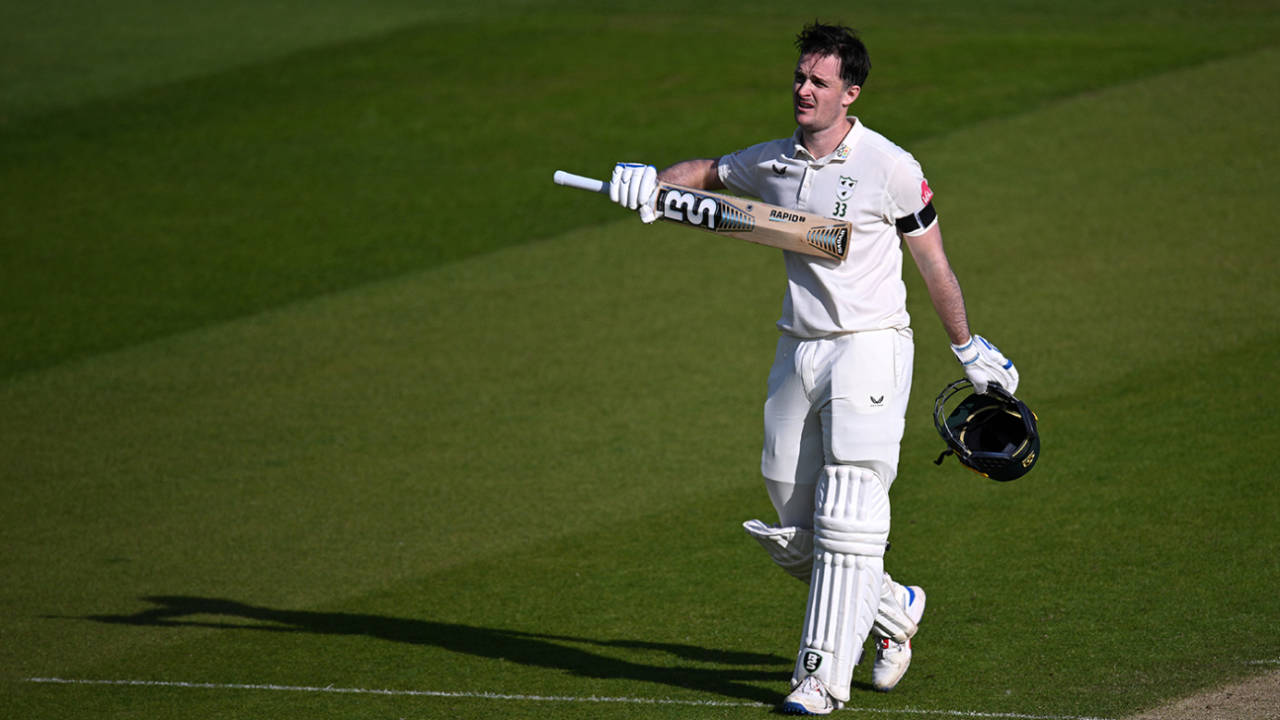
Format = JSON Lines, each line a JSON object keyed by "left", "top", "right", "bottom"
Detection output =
{"left": 553, "top": 171, "right": 849, "bottom": 261}
{"left": 653, "top": 183, "right": 849, "bottom": 261}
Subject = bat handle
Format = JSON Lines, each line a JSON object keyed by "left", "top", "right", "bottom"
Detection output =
{"left": 552, "top": 170, "right": 608, "bottom": 194}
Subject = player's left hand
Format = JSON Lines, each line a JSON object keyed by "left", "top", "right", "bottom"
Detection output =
{"left": 609, "top": 162, "right": 658, "bottom": 223}
{"left": 951, "top": 335, "right": 1019, "bottom": 395}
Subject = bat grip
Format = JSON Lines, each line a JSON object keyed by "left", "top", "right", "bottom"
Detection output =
{"left": 552, "top": 170, "right": 608, "bottom": 194}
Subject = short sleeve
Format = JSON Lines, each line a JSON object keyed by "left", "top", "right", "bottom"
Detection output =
{"left": 886, "top": 155, "right": 938, "bottom": 236}
{"left": 718, "top": 141, "right": 772, "bottom": 197}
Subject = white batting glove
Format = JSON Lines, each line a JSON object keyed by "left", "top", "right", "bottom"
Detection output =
{"left": 609, "top": 162, "right": 658, "bottom": 223}
{"left": 951, "top": 335, "right": 1019, "bottom": 395}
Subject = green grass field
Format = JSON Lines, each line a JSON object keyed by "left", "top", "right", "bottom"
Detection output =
{"left": 3, "top": 2, "right": 1279, "bottom": 719}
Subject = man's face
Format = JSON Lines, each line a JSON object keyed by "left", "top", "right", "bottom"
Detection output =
{"left": 793, "top": 53, "right": 860, "bottom": 133}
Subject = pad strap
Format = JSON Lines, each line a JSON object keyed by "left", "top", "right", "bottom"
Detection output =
{"left": 872, "top": 572, "right": 918, "bottom": 643}
{"left": 743, "top": 520, "right": 813, "bottom": 583}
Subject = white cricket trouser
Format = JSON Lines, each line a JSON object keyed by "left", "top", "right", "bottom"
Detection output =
{"left": 759, "top": 328, "right": 914, "bottom": 703}
{"left": 760, "top": 328, "right": 914, "bottom": 527}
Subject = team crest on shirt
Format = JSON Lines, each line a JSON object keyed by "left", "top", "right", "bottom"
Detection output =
{"left": 837, "top": 175, "right": 857, "bottom": 200}
{"left": 921, "top": 179, "right": 934, "bottom": 204}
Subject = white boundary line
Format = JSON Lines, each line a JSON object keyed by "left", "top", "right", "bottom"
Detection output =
{"left": 25, "top": 677, "right": 758, "bottom": 708}
{"left": 24, "top": 677, "right": 1114, "bottom": 719}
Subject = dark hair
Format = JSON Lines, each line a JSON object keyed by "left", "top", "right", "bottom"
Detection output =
{"left": 795, "top": 22, "right": 870, "bottom": 87}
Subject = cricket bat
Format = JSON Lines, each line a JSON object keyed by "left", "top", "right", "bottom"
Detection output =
{"left": 552, "top": 170, "right": 849, "bottom": 261}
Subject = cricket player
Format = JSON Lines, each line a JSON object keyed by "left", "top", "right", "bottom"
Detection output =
{"left": 607, "top": 23, "right": 1020, "bottom": 715}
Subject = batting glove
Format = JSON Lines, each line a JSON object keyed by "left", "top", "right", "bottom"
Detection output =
{"left": 609, "top": 162, "right": 658, "bottom": 223}
{"left": 951, "top": 335, "right": 1019, "bottom": 395}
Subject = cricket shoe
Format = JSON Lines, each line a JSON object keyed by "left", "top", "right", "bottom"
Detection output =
{"left": 780, "top": 675, "right": 841, "bottom": 715}
{"left": 872, "top": 584, "right": 926, "bottom": 692}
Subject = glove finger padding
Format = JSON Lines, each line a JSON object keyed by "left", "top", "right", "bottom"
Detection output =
{"left": 609, "top": 162, "right": 658, "bottom": 223}
{"left": 951, "top": 335, "right": 1019, "bottom": 395}
{"left": 608, "top": 163, "right": 627, "bottom": 205}
{"left": 635, "top": 165, "right": 658, "bottom": 223}
{"left": 626, "top": 165, "right": 644, "bottom": 208}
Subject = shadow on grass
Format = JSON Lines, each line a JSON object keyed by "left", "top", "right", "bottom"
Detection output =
{"left": 82, "top": 596, "right": 787, "bottom": 704}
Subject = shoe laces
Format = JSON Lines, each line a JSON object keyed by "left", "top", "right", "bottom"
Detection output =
{"left": 796, "top": 675, "right": 826, "bottom": 696}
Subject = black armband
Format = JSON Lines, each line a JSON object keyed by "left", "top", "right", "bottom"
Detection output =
{"left": 895, "top": 201, "right": 937, "bottom": 234}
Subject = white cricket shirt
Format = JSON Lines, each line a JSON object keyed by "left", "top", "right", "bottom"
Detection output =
{"left": 718, "top": 118, "right": 937, "bottom": 338}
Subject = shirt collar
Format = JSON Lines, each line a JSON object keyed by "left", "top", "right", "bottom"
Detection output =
{"left": 791, "top": 117, "right": 864, "bottom": 163}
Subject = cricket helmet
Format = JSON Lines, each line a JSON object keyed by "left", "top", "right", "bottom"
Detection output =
{"left": 932, "top": 379, "right": 1039, "bottom": 482}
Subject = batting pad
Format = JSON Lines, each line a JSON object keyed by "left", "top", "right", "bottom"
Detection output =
{"left": 743, "top": 519, "right": 814, "bottom": 583}
{"left": 793, "top": 465, "right": 890, "bottom": 702}
{"left": 743, "top": 522, "right": 917, "bottom": 642}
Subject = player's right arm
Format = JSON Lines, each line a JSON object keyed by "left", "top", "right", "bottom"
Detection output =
{"left": 657, "top": 158, "right": 724, "bottom": 190}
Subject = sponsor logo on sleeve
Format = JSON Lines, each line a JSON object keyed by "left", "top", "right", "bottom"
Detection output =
{"left": 921, "top": 179, "right": 934, "bottom": 205}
